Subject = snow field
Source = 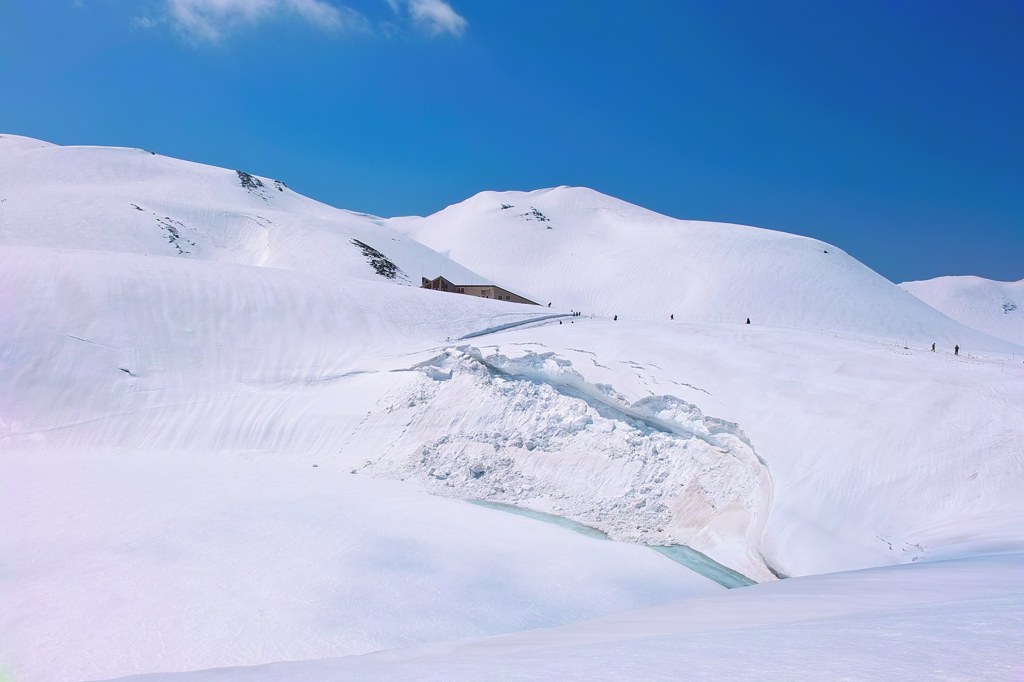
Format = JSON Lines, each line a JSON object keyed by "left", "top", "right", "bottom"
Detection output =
{"left": 3, "top": 134, "right": 1023, "bottom": 680}
{"left": 1, "top": 445, "right": 720, "bottom": 682}
{"left": 106, "top": 552, "right": 1024, "bottom": 681}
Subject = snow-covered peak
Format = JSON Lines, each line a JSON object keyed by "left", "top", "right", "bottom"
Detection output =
{"left": 901, "top": 275, "right": 1024, "bottom": 345}
{"left": 390, "top": 186, "right": 1019, "bottom": 351}
{"left": 0, "top": 133, "right": 57, "bottom": 151}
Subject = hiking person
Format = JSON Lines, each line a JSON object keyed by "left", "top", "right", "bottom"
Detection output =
{"left": 614, "top": 315, "right": 618, "bottom": 321}
{"left": 746, "top": 318, "right": 751, "bottom": 324}
{"left": 955, "top": 344, "right": 959, "bottom": 356}
{"left": 670, "top": 314, "right": 674, "bottom": 320}
{"left": 931, "top": 342, "right": 936, "bottom": 352}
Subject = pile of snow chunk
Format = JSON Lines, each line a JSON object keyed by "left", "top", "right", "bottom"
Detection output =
{"left": 361, "top": 346, "right": 776, "bottom": 581}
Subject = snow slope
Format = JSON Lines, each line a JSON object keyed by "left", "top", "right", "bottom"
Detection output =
{"left": 902, "top": 275, "right": 1024, "bottom": 346}
{"left": 389, "top": 187, "right": 1016, "bottom": 350}
{"left": 3, "top": 447, "right": 718, "bottom": 682}
{"left": 3, "top": 135, "right": 1022, "bottom": 680}
{"left": 0, "top": 133, "right": 489, "bottom": 286}
{"left": 376, "top": 321, "right": 1023, "bottom": 580}
{"left": 108, "top": 552, "right": 1024, "bottom": 682}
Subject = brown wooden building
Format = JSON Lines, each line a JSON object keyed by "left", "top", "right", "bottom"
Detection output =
{"left": 421, "top": 276, "right": 538, "bottom": 305}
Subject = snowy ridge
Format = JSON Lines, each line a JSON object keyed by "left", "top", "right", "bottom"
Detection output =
{"left": 0, "top": 134, "right": 490, "bottom": 286}
{"left": 390, "top": 187, "right": 1017, "bottom": 351}
{"left": 901, "top": 275, "right": 1024, "bottom": 346}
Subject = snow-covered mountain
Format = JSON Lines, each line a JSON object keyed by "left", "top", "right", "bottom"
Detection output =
{"left": 2, "top": 135, "right": 1022, "bottom": 681}
{"left": 0, "top": 133, "right": 487, "bottom": 285}
{"left": 901, "top": 275, "right": 1024, "bottom": 346}
{"left": 390, "top": 187, "right": 1015, "bottom": 350}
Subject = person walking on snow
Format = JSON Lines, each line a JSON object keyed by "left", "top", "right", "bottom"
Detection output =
{"left": 931, "top": 342, "right": 936, "bottom": 352}
{"left": 955, "top": 344, "right": 959, "bottom": 356}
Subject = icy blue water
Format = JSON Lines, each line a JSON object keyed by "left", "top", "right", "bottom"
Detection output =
{"left": 468, "top": 500, "right": 609, "bottom": 539}
{"left": 466, "top": 499, "right": 756, "bottom": 588}
{"left": 650, "top": 545, "right": 756, "bottom": 588}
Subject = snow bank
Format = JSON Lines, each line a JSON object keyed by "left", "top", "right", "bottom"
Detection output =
{"left": 358, "top": 346, "right": 775, "bottom": 580}
{"left": 469, "top": 321, "right": 1024, "bottom": 577}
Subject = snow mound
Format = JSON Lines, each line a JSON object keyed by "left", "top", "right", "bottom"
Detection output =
{"left": 389, "top": 187, "right": 1016, "bottom": 350}
{"left": 901, "top": 275, "right": 1024, "bottom": 346}
{"left": 465, "top": 322, "right": 1024, "bottom": 578}
{"left": 359, "top": 346, "right": 775, "bottom": 580}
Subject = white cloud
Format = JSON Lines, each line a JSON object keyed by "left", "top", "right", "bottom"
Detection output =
{"left": 164, "top": 0, "right": 366, "bottom": 42}
{"left": 405, "top": 0, "right": 467, "bottom": 36}
{"left": 147, "top": 0, "right": 465, "bottom": 42}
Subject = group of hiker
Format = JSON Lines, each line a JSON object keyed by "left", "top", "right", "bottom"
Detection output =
{"left": 558, "top": 310, "right": 585, "bottom": 325}
{"left": 561, "top": 311, "right": 965, "bottom": 357}
{"left": 613, "top": 314, "right": 965, "bottom": 356}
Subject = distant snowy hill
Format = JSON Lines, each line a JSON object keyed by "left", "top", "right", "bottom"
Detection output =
{"left": 389, "top": 187, "right": 1015, "bottom": 350}
{"left": 0, "top": 133, "right": 486, "bottom": 286}
{"left": 901, "top": 275, "right": 1024, "bottom": 346}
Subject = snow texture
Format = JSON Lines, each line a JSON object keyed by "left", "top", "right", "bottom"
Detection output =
{"left": 2, "top": 134, "right": 1022, "bottom": 681}
{"left": 359, "top": 346, "right": 776, "bottom": 580}
{"left": 109, "top": 553, "right": 1024, "bottom": 682}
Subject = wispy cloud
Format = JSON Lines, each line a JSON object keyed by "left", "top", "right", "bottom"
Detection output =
{"left": 151, "top": 0, "right": 367, "bottom": 42}
{"left": 137, "top": 0, "right": 467, "bottom": 43}
{"left": 396, "top": 0, "right": 467, "bottom": 37}
{"left": 132, "top": 15, "right": 160, "bottom": 30}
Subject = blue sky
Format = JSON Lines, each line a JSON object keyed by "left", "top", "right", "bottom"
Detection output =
{"left": 1, "top": 1, "right": 1021, "bottom": 282}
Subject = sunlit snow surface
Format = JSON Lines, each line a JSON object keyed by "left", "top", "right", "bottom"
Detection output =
{"left": 902, "top": 275, "right": 1024, "bottom": 346}
{"left": 110, "top": 553, "right": 1024, "bottom": 682}
{"left": 2, "top": 135, "right": 1023, "bottom": 680}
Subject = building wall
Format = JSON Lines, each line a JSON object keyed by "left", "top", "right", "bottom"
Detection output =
{"left": 491, "top": 287, "right": 537, "bottom": 305}
{"left": 421, "top": 277, "right": 537, "bottom": 305}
